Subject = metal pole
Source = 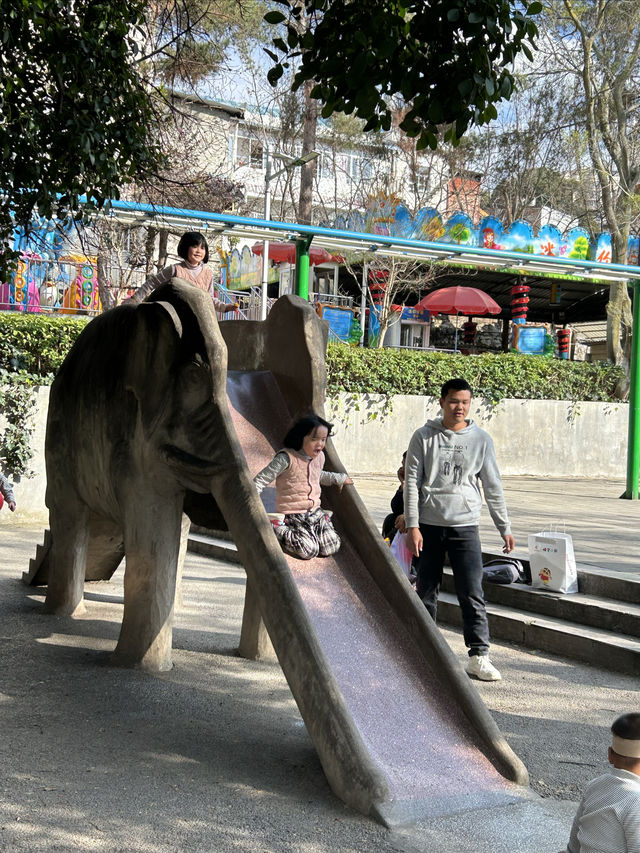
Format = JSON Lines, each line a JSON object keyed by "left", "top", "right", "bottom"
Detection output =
{"left": 360, "top": 261, "right": 367, "bottom": 346}
{"left": 260, "top": 154, "right": 271, "bottom": 321}
{"left": 623, "top": 278, "right": 640, "bottom": 499}
{"left": 294, "top": 236, "right": 312, "bottom": 300}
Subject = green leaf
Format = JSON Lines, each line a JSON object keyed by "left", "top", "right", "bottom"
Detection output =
{"left": 263, "top": 10, "right": 286, "bottom": 24}
{"left": 267, "top": 65, "right": 284, "bottom": 86}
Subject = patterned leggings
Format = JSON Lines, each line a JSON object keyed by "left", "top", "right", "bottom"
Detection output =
{"left": 272, "top": 508, "right": 342, "bottom": 560}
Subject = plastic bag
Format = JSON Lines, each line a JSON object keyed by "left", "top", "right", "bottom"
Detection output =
{"left": 389, "top": 531, "right": 413, "bottom": 577}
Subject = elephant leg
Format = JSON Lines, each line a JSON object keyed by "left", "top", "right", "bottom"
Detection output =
{"left": 114, "top": 494, "right": 183, "bottom": 671}
{"left": 43, "top": 490, "right": 89, "bottom": 616}
{"left": 238, "top": 576, "right": 276, "bottom": 661}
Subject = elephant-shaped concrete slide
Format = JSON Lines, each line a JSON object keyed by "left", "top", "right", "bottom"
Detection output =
{"left": 26, "top": 280, "right": 529, "bottom": 826}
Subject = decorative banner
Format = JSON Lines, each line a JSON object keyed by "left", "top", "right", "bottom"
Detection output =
{"left": 446, "top": 212, "right": 475, "bottom": 246}
{"left": 326, "top": 202, "right": 640, "bottom": 268}
{"left": 225, "top": 245, "right": 277, "bottom": 291}
{"left": 593, "top": 233, "right": 612, "bottom": 264}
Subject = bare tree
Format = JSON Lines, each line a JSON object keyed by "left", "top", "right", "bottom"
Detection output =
{"left": 341, "top": 253, "right": 437, "bottom": 348}
{"left": 537, "top": 1, "right": 640, "bottom": 392}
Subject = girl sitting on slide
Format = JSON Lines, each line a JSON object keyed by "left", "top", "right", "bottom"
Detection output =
{"left": 253, "top": 414, "right": 353, "bottom": 560}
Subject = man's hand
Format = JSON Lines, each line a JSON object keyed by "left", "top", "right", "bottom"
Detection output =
{"left": 502, "top": 534, "right": 515, "bottom": 554}
{"left": 408, "top": 526, "right": 422, "bottom": 557}
{"left": 394, "top": 513, "right": 406, "bottom": 534}
{"left": 8, "top": 501, "right": 16, "bottom": 512}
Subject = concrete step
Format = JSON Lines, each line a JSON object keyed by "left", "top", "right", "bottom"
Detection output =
{"left": 190, "top": 525, "right": 234, "bottom": 541}
{"left": 482, "top": 549, "right": 640, "bottom": 605}
{"left": 22, "top": 527, "right": 52, "bottom": 585}
{"left": 188, "top": 531, "right": 241, "bottom": 564}
{"left": 443, "top": 570, "right": 640, "bottom": 638}
{"left": 188, "top": 529, "right": 640, "bottom": 674}
{"left": 436, "top": 590, "right": 640, "bottom": 676}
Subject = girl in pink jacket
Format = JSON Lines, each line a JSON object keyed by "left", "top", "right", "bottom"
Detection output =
{"left": 253, "top": 414, "right": 352, "bottom": 560}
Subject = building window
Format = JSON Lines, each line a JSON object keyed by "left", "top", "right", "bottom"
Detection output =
{"left": 415, "top": 169, "right": 431, "bottom": 195}
{"left": 319, "top": 150, "right": 334, "bottom": 179}
{"left": 236, "top": 131, "right": 265, "bottom": 169}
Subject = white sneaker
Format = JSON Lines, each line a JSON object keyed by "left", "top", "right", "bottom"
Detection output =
{"left": 466, "top": 655, "right": 502, "bottom": 681}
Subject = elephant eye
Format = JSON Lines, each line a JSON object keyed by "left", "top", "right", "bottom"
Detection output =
{"left": 184, "top": 363, "right": 203, "bottom": 381}
{"left": 181, "top": 361, "right": 211, "bottom": 396}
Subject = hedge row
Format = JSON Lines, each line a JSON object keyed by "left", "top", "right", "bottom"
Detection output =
{"left": 326, "top": 343, "right": 626, "bottom": 403}
{"left": 0, "top": 312, "right": 626, "bottom": 403}
{"left": 0, "top": 312, "right": 88, "bottom": 381}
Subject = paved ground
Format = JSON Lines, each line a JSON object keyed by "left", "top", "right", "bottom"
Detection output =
{"left": 0, "top": 477, "right": 638, "bottom": 852}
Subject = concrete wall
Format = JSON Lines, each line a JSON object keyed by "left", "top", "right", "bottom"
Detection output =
{"left": 1, "top": 388, "right": 628, "bottom": 524}
{"left": 0, "top": 386, "right": 50, "bottom": 523}
{"left": 328, "top": 393, "right": 628, "bottom": 477}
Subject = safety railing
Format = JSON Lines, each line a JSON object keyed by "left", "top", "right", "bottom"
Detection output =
{"left": 0, "top": 255, "right": 104, "bottom": 316}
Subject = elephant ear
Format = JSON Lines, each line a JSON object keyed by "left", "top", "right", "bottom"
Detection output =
{"left": 124, "top": 299, "right": 185, "bottom": 435}
{"left": 146, "top": 279, "right": 227, "bottom": 385}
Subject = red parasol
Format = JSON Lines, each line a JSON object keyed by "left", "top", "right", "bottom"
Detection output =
{"left": 415, "top": 285, "right": 501, "bottom": 315}
{"left": 416, "top": 286, "right": 501, "bottom": 351}
{"left": 251, "top": 241, "right": 333, "bottom": 266}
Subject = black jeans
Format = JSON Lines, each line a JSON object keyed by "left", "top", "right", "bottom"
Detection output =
{"left": 415, "top": 523, "right": 489, "bottom": 657}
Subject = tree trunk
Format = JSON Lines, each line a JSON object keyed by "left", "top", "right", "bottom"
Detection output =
{"left": 96, "top": 253, "right": 116, "bottom": 311}
{"left": 158, "top": 229, "right": 169, "bottom": 270}
{"left": 606, "top": 281, "right": 633, "bottom": 399}
{"left": 298, "top": 80, "right": 318, "bottom": 225}
{"left": 145, "top": 227, "right": 157, "bottom": 276}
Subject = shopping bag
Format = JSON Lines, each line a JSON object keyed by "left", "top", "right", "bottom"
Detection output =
{"left": 389, "top": 531, "right": 413, "bottom": 577}
{"left": 528, "top": 529, "right": 578, "bottom": 594}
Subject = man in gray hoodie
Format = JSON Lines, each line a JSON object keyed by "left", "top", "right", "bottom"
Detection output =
{"left": 404, "top": 377, "right": 514, "bottom": 682}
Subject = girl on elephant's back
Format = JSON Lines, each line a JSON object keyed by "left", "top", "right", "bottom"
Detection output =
{"left": 253, "top": 414, "right": 353, "bottom": 561}
{"left": 129, "top": 231, "right": 238, "bottom": 314}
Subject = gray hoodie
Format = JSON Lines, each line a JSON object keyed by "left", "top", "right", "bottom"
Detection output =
{"left": 403, "top": 417, "right": 511, "bottom": 535}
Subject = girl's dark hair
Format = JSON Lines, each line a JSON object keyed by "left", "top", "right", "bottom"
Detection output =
{"left": 284, "top": 414, "right": 333, "bottom": 451}
{"left": 177, "top": 231, "right": 209, "bottom": 264}
{"left": 612, "top": 713, "right": 640, "bottom": 741}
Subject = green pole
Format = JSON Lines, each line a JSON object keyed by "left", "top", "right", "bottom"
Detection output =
{"left": 294, "top": 236, "right": 312, "bottom": 300}
{"left": 624, "top": 278, "right": 640, "bottom": 499}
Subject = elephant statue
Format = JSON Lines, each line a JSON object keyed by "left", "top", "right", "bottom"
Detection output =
{"left": 43, "top": 280, "right": 262, "bottom": 670}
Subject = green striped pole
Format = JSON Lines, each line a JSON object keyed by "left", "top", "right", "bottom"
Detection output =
{"left": 624, "top": 278, "right": 640, "bottom": 499}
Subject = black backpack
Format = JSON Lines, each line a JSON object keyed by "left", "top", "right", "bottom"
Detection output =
{"left": 482, "top": 557, "right": 528, "bottom": 585}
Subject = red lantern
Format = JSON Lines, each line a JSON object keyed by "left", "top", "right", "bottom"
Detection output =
{"left": 556, "top": 328, "right": 571, "bottom": 359}
{"left": 462, "top": 319, "right": 477, "bottom": 344}
{"left": 511, "top": 282, "right": 530, "bottom": 324}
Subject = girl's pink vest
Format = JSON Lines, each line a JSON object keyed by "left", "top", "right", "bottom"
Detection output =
{"left": 276, "top": 450, "right": 324, "bottom": 513}
{"left": 175, "top": 264, "right": 213, "bottom": 293}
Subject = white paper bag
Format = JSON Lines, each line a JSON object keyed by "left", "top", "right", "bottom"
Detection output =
{"left": 528, "top": 530, "right": 578, "bottom": 594}
{"left": 390, "top": 531, "right": 413, "bottom": 577}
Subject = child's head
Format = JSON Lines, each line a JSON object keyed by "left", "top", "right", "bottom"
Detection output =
{"left": 440, "top": 377, "right": 473, "bottom": 399}
{"left": 398, "top": 450, "right": 407, "bottom": 483}
{"left": 177, "top": 231, "right": 209, "bottom": 264}
{"left": 284, "top": 414, "right": 334, "bottom": 459}
{"left": 608, "top": 713, "right": 640, "bottom": 775}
